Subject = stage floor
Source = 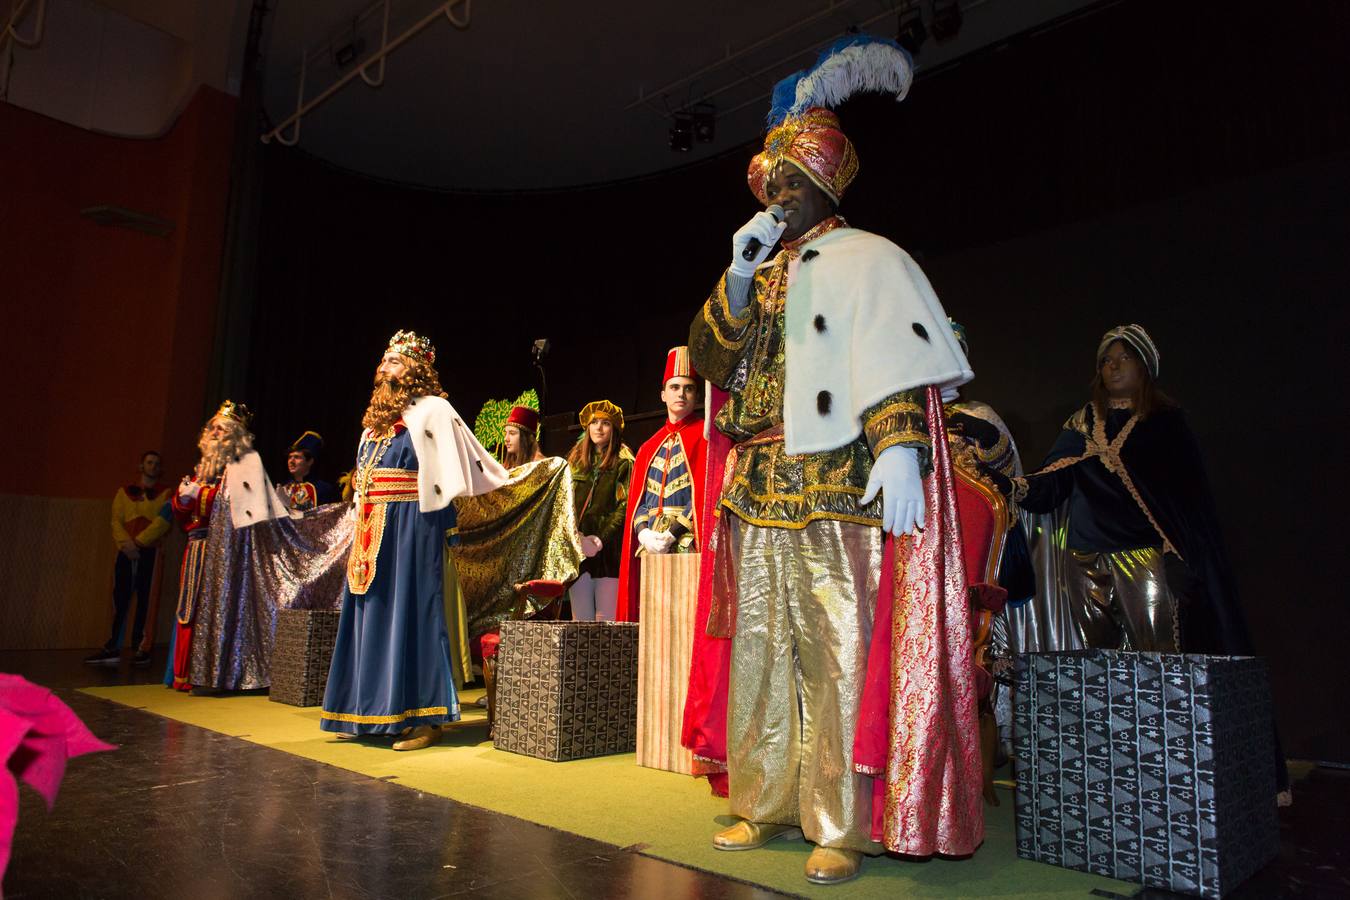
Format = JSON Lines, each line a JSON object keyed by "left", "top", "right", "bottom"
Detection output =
{"left": 4, "top": 649, "right": 1344, "bottom": 899}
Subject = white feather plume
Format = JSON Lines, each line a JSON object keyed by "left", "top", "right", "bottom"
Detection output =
{"left": 790, "top": 41, "right": 914, "bottom": 117}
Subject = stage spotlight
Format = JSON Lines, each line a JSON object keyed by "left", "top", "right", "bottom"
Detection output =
{"left": 693, "top": 105, "right": 716, "bottom": 143}
{"left": 931, "top": 0, "right": 963, "bottom": 43}
{"left": 669, "top": 114, "right": 694, "bottom": 152}
{"left": 334, "top": 37, "right": 365, "bottom": 68}
{"left": 896, "top": 4, "right": 927, "bottom": 55}
{"left": 531, "top": 338, "right": 550, "bottom": 362}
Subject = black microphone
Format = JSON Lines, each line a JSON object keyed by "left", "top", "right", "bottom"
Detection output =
{"left": 741, "top": 204, "right": 785, "bottom": 261}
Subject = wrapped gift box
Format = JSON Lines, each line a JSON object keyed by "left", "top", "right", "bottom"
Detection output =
{"left": 636, "top": 553, "right": 699, "bottom": 774}
{"left": 1013, "top": 650, "right": 1278, "bottom": 898}
{"left": 268, "top": 609, "right": 341, "bottom": 707}
{"left": 493, "top": 621, "right": 638, "bottom": 761}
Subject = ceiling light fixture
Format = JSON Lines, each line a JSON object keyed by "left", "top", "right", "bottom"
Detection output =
{"left": 896, "top": 3, "right": 927, "bottom": 56}
{"left": 931, "top": 0, "right": 963, "bottom": 43}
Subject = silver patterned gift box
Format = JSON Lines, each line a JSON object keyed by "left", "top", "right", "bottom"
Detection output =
{"left": 268, "top": 609, "right": 341, "bottom": 707}
{"left": 1013, "top": 650, "right": 1278, "bottom": 899}
{"left": 493, "top": 621, "right": 638, "bottom": 761}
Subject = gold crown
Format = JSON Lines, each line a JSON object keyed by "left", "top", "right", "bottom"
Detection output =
{"left": 388, "top": 329, "right": 436, "bottom": 365}
{"left": 215, "top": 400, "right": 253, "bottom": 427}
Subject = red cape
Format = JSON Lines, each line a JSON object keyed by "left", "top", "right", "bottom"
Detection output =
{"left": 615, "top": 415, "right": 707, "bottom": 622}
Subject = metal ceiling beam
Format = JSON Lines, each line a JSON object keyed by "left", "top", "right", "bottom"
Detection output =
{"left": 625, "top": 0, "right": 878, "bottom": 113}
{"left": 261, "top": 0, "right": 470, "bottom": 146}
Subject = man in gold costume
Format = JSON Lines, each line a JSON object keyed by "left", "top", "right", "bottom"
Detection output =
{"left": 689, "top": 37, "right": 975, "bottom": 885}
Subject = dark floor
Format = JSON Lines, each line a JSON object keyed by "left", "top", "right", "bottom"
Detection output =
{"left": 2, "top": 649, "right": 1347, "bottom": 899}
{"left": 1, "top": 649, "right": 787, "bottom": 900}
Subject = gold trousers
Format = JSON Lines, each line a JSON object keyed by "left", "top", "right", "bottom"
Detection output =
{"left": 725, "top": 516, "right": 883, "bottom": 854}
{"left": 1066, "top": 546, "right": 1179, "bottom": 652}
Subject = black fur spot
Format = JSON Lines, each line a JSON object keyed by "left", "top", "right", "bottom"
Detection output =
{"left": 434, "top": 484, "right": 442, "bottom": 495}
{"left": 242, "top": 481, "right": 251, "bottom": 490}
{"left": 814, "top": 315, "right": 826, "bottom": 333}
{"left": 912, "top": 322, "right": 930, "bottom": 342}
{"left": 802, "top": 249, "right": 819, "bottom": 262}
{"left": 817, "top": 391, "right": 832, "bottom": 415}
{"left": 425, "top": 430, "right": 434, "bottom": 439}
{"left": 475, "top": 460, "right": 484, "bottom": 472}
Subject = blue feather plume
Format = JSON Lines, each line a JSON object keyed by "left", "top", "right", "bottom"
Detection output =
{"left": 766, "top": 34, "right": 915, "bottom": 127}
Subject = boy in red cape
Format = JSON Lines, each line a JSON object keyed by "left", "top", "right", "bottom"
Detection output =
{"left": 616, "top": 346, "right": 706, "bottom": 621}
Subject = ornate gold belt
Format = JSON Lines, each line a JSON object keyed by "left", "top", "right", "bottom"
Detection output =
{"left": 348, "top": 468, "right": 418, "bottom": 595}
{"left": 359, "top": 468, "right": 418, "bottom": 504}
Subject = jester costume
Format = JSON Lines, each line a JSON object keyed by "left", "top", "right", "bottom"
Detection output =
{"left": 616, "top": 346, "right": 707, "bottom": 622}
{"left": 321, "top": 332, "right": 507, "bottom": 736}
{"left": 103, "top": 478, "right": 171, "bottom": 654}
{"left": 686, "top": 37, "right": 983, "bottom": 866}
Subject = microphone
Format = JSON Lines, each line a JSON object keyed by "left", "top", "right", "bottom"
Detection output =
{"left": 741, "top": 204, "right": 785, "bottom": 261}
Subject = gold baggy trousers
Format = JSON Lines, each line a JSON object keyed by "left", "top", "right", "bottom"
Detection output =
{"left": 1065, "top": 546, "right": 1180, "bottom": 652}
{"left": 725, "top": 516, "right": 884, "bottom": 854}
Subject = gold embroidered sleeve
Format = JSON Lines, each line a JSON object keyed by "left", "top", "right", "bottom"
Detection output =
{"left": 689, "top": 272, "right": 755, "bottom": 387}
{"left": 862, "top": 390, "right": 931, "bottom": 463}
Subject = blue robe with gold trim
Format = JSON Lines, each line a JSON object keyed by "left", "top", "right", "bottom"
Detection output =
{"left": 320, "top": 426, "right": 460, "bottom": 734}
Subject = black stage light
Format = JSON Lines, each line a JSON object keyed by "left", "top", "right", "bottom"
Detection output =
{"left": 931, "top": 0, "right": 963, "bottom": 43}
{"left": 693, "top": 106, "right": 716, "bottom": 143}
{"left": 531, "top": 338, "right": 550, "bottom": 362}
{"left": 334, "top": 37, "right": 365, "bottom": 68}
{"left": 896, "top": 4, "right": 927, "bottom": 55}
{"left": 669, "top": 114, "right": 694, "bottom": 152}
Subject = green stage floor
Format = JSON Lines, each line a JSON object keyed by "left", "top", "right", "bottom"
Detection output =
{"left": 81, "top": 684, "right": 1134, "bottom": 899}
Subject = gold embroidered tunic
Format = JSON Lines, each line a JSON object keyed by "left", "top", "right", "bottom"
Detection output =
{"left": 689, "top": 218, "right": 931, "bottom": 529}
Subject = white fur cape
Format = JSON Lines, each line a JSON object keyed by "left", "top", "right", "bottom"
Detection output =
{"left": 224, "top": 450, "right": 296, "bottom": 528}
{"left": 781, "top": 228, "right": 972, "bottom": 456}
{"left": 397, "top": 395, "right": 508, "bottom": 511}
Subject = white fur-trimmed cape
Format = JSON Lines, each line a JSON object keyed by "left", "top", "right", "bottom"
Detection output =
{"left": 781, "top": 228, "right": 972, "bottom": 456}
{"left": 400, "top": 395, "right": 508, "bottom": 511}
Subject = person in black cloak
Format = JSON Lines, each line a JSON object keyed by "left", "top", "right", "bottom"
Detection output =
{"left": 997, "top": 323, "right": 1290, "bottom": 800}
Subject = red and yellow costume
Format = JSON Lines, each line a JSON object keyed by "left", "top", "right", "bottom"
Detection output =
{"left": 168, "top": 481, "right": 220, "bottom": 691}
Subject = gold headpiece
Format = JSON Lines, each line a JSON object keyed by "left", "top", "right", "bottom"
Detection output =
{"left": 387, "top": 329, "right": 436, "bottom": 365}
{"left": 579, "top": 399, "right": 624, "bottom": 432}
{"left": 214, "top": 400, "right": 253, "bottom": 428}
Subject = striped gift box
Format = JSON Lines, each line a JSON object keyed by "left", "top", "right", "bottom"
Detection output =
{"left": 636, "top": 553, "right": 699, "bottom": 774}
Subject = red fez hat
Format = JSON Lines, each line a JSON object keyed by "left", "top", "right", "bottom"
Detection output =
{"left": 663, "top": 346, "right": 697, "bottom": 384}
{"left": 505, "top": 406, "right": 539, "bottom": 433}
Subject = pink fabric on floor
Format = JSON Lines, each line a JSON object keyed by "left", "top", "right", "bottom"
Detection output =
{"left": 0, "top": 675, "right": 117, "bottom": 891}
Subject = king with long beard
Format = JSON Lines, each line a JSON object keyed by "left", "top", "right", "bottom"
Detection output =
{"left": 166, "top": 402, "right": 256, "bottom": 691}
{"left": 321, "top": 330, "right": 507, "bottom": 750}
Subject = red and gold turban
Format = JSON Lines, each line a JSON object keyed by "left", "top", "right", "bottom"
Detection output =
{"left": 747, "top": 107, "right": 858, "bottom": 206}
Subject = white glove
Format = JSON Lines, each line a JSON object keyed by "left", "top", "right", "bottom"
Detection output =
{"left": 860, "top": 445, "right": 926, "bottom": 536}
{"left": 940, "top": 385, "right": 960, "bottom": 404}
{"left": 579, "top": 534, "right": 603, "bottom": 558}
{"left": 637, "top": 528, "right": 676, "bottom": 554}
{"left": 178, "top": 477, "right": 201, "bottom": 502}
{"left": 728, "top": 209, "right": 787, "bottom": 278}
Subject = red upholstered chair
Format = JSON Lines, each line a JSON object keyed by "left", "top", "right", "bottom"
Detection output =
{"left": 953, "top": 464, "right": 1012, "bottom": 805}
{"left": 478, "top": 579, "right": 569, "bottom": 736}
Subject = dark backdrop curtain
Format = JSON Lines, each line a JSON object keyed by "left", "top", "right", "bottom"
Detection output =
{"left": 222, "top": 0, "right": 1350, "bottom": 762}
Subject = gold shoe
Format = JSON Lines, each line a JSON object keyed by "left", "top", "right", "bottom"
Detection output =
{"left": 711, "top": 820, "right": 802, "bottom": 851}
{"left": 392, "top": 724, "right": 443, "bottom": 751}
{"left": 804, "top": 846, "right": 863, "bottom": 885}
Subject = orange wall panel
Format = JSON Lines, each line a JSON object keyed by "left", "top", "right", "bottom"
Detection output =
{"left": 0, "top": 86, "right": 236, "bottom": 498}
